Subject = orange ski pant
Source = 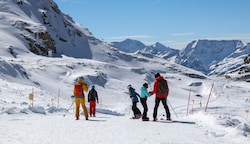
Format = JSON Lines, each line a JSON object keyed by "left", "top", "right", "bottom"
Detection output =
{"left": 89, "top": 101, "right": 97, "bottom": 115}
{"left": 75, "top": 98, "right": 88, "bottom": 118}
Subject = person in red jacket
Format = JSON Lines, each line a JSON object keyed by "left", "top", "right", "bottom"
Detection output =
{"left": 150, "top": 73, "right": 171, "bottom": 121}
{"left": 88, "top": 85, "right": 99, "bottom": 117}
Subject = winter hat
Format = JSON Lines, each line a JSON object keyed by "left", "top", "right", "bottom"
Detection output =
{"left": 78, "top": 78, "right": 84, "bottom": 83}
{"left": 143, "top": 83, "right": 148, "bottom": 88}
{"left": 127, "top": 84, "right": 132, "bottom": 89}
{"left": 78, "top": 77, "right": 84, "bottom": 83}
{"left": 92, "top": 85, "right": 95, "bottom": 89}
{"left": 155, "top": 73, "right": 160, "bottom": 78}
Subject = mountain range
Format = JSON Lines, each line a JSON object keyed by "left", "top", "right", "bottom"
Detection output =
{"left": 0, "top": 0, "right": 250, "bottom": 82}
{"left": 1, "top": 1, "right": 250, "bottom": 143}
{"left": 112, "top": 39, "right": 250, "bottom": 79}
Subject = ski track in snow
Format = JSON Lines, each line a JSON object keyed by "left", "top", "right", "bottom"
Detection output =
{"left": 0, "top": 74, "right": 250, "bottom": 144}
{"left": 1, "top": 112, "right": 247, "bottom": 144}
{"left": 0, "top": 1, "right": 250, "bottom": 143}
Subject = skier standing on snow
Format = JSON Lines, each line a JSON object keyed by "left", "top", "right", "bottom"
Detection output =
{"left": 150, "top": 73, "right": 171, "bottom": 121}
{"left": 73, "top": 77, "right": 89, "bottom": 120}
{"left": 88, "top": 85, "right": 99, "bottom": 117}
{"left": 127, "top": 84, "right": 142, "bottom": 119}
{"left": 140, "top": 83, "right": 151, "bottom": 121}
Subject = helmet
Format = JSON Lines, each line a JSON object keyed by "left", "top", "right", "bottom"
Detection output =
{"left": 127, "top": 84, "right": 132, "bottom": 89}
{"left": 143, "top": 83, "right": 148, "bottom": 88}
{"left": 155, "top": 73, "right": 160, "bottom": 78}
{"left": 92, "top": 85, "right": 95, "bottom": 89}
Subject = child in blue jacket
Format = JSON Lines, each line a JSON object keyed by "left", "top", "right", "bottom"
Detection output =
{"left": 140, "top": 83, "right": 151, "bottom": 121}
{"left": 127, "top": 84, "right": 142, "bottom": 119}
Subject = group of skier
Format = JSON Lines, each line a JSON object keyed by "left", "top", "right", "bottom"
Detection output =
{"left": 71, "top": 73, "right": 171, "bottom": 122}
{"left": 73, "top": 77, "right": 98, "bottom": 120}
{"left": 128, "top": 73, "right": 171, "bottom": 121}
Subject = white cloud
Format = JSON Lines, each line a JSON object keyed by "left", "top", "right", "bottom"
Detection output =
{"left": 152, "top": 0, "right": 163, "bottom": 3}
{"left": 200, "top": 34, "right": 250, "bottom": 42}
{"left": 171, "top": 33, "right": 196, "bottom": 36}
{"left": 60, "top": 0, "right": 86, "bottom": 4}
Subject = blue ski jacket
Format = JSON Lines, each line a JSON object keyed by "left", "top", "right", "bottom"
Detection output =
{"left": 128, "top": 87, "right": 139, "bottom": 103}
{"left": 140, "top": 86, "right": 150, "bottom": 98}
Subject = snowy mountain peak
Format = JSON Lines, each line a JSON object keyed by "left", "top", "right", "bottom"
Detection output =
{"left": 1, "top": 2, "right": 250, "bottom": 143}
{"left": 0, "top": 0, "right": 92, "bottom": 58}
{"left": 112, "top": 39, "right": 179, "bottom": 59}
{"left": 111, "top": 39, "right": 146, "bottom": 53}
{"left": 176, "top": 39, "right": 249, "bottom": 75}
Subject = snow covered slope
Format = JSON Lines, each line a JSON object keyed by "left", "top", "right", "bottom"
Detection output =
{"left": 0, "top": 55, "right": 250, "bottom": 144}
{"left": 0, "top": 0, "right": 92, "bottom": 58}
{"left": 0, "top": 1, "right": 250, "bottom": 144}
{"left": 176, "top": 40, "right": 250, "bottom": 75}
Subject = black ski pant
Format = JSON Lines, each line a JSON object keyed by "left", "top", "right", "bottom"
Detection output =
{"left": 140, "top": 98, "right": 148, "bottom": 119}
{"left": 132, "top": 102, "right": 141, "bottom": 116}
{"left": 153, "top": 98, "right": 171, "bottom": 119}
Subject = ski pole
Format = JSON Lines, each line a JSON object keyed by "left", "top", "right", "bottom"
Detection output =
{"left": 167, "top": 99, "right": 178, "bottom": 118}
{"left": 63, "top": 100, "right": 74, "bottom": 117}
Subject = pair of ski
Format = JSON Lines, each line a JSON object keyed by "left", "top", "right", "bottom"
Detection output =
{"left": 148, "top": 118, "right": 173, "bottom": 122}
{"left": 131, "top": 115, "right": 173, "bottom": 122}
{"left": 141, "top": 118, "right": 195, "bottom": 124}
{"left": 153, "top": 118, "right": 173, "bottom": 123}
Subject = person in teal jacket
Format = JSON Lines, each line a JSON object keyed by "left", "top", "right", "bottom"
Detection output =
{"left": 140, "top": 83, "right": 151, "bottom": 121}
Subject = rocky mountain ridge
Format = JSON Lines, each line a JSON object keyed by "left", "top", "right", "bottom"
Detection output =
{"left": 0, "top": 0, "right": 249, "bottom": 82}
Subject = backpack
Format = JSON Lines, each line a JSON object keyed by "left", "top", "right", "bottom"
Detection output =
{"left": 157, "top": 79, "right": 168, "bottom": 94}
{"left": 88, "top": 89, "right": 97, "bottom": 101}
{"left": 74, "top": 83, "right": 83, "bottom": 96}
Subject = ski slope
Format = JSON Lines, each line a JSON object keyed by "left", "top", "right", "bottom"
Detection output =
{"left": 0, "top": 56, "right": 250, "bottom": 144}
{"left": 0, "top": 0, "right": 250, "bottom": 143}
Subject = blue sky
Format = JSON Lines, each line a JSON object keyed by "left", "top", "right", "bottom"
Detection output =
{"left": 54, "top": 0, "right": 250, "bottom": 49}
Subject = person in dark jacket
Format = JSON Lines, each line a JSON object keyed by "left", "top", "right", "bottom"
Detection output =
{"left": 150, "top": 73, "right": 171, "bottom": 121}
{"left": 140, "top": 83, "right": 151, "bottom": 121}
{"left": 127, "top": 84, "right": 142, "bottom": 119}
{"left": 88, "top": 85, "right": 99, "bottom": 117}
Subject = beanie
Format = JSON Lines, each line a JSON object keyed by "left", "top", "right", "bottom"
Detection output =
{"left": 143, "top": 83, "right": 148, "bottom": 88}
{"left": 155, "top": 73, "right": 160, "bottom": 78}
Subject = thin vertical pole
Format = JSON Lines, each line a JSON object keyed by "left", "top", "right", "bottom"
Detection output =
{"left": 167, "top": 100, "right": 178, "bottom": 118}
{"left": 32, "top": 88, "right": 34, "bottom": 106}
{"left": 205, "top": 83, "right": 214, "bottom": 112}
{"left": 186, "top": 88, "right": 191, "bottom": 116}
{"left": 58, "top": 88, "right": 60, "bottom": 108}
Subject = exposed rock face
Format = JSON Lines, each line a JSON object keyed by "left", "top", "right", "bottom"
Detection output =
{"left": 244, "top": 54, "right": 250, "bottom": 64}
{"left": 1, "top": 0, "right": 92, "bottom": 58}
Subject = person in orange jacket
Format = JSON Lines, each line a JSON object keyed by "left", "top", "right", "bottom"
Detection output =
{"left": 73, "top": 77, "right": 89, "bottom": 120}
{"left": 150, "top": 73, "right": 171, "bottom": 121}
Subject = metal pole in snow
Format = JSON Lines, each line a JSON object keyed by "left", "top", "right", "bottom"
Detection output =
{"left": 205, "top": 83, "right": 214, "bottom": 112}
{"left": 32, "top": 88, "right": 34, "bottom": 106}
{"left": 58, "top": 88, "right": 60, "bottom": 108}
{"left": 167, "top": 99, "right": 178, "bottom": 118}
{"left": 186, "top": 88, "right": 191, "bottom": 116}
